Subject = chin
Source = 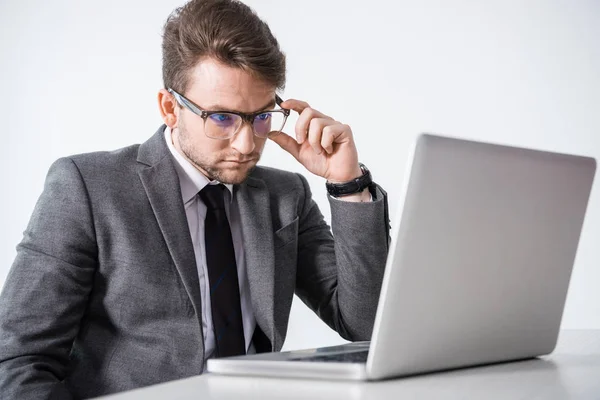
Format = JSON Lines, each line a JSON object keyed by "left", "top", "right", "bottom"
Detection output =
{"left": 215, "top": 165, "right": 256, "bottom": 185}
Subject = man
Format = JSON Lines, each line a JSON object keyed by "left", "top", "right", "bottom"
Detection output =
{"left": 0, "top": 0, "right": 390, "bottom": 398}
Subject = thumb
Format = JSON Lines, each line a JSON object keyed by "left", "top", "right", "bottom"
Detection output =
{"left": 268, "top": 131, "right": 300, "bottom": 160}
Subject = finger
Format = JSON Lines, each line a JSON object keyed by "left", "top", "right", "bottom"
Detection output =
{"left": 267, "top": 131, "right": 301, "bottom": 161}
{"left": 320, "top": 123, "right": 347, "bottom": 154}
{"left": 279, "top": 99, "right": 310, "bottom": 114}
{"left": 296, "top": 107, "right": 330, "bottom": 144}
{"left": 307, "top": 118, "right": 333, "bottom": 155}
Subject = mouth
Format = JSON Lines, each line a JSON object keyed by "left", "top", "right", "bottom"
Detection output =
{"left": 221, "top": 159, "right": 256, "bottom": 165}
{"left": 223, "top": 158, "right": 256, "bottom": 164}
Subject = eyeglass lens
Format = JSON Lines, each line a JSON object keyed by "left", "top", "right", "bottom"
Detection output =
{"left": 205, "top": 111, "right": 285, "bottom": 138}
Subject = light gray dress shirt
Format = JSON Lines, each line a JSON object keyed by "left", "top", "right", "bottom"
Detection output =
{"left": 164, "top": 127, "right": 256, "bottom": 365}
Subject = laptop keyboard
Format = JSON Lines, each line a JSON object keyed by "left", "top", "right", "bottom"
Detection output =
{"left": 289, "top": 350, "right": 369, "bottom": 363}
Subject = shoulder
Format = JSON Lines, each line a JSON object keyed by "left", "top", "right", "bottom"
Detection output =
{"left": 44, "top": 143, "right": 142, "bottom": 194}
{"left": 66, "top": 143, "right": 141, "bottom": 176}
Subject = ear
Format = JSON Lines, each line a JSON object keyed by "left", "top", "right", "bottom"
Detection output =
{"left": 158, "top": 89, "right": 178, "bottom": 128}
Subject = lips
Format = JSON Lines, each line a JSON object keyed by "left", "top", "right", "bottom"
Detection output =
{"left": 223, "top": 159, "right": 255, "bottom": 163}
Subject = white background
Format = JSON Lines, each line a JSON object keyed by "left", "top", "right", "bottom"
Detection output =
{"left": 0, "top": 0, "right": 598, "bottom": 351}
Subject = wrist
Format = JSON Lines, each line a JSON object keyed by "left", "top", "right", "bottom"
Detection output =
{"left": 326, "top": 165, "right": 363, "bottom": 184}
{"left": 325, "top": 163, "right": 373, "bottom": 198}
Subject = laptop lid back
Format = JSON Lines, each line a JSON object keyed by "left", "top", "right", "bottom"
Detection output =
{"left": 367, "top": 134, "right": 596, "bottom": 379}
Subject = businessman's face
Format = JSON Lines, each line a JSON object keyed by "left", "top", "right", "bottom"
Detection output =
{"left": 170, "top": 58, "right": 275, "bottom": 184}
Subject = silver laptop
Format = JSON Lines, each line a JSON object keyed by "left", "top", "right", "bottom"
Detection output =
{"left": 207, "top": 133, "right": 596, "bottom": 380}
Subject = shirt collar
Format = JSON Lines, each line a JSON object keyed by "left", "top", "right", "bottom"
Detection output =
{"left": 164, "top": 126, "right": 234, "bottom": 204}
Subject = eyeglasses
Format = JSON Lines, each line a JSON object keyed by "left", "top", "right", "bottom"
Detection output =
{"left": 168, "top": 88, "right": 290, "bottom": 140}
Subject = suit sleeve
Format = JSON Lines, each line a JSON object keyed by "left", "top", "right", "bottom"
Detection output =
{"left": 0, "top": 157, "right": 97, "bottom": 400}
{"left": 294, "top": 173, "right": 390, "bottom": 341}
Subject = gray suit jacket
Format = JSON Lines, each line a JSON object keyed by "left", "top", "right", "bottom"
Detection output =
{"left": 0, "top": 125, "right": 390, "bottom": 399}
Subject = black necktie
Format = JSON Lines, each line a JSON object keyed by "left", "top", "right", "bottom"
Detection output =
{"left": 199, "top": 184, "right": 246, "bottom": 357}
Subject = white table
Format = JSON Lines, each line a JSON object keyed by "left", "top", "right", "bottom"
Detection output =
{"left": 98, "top": 330, "right": 600, "bottom": 399}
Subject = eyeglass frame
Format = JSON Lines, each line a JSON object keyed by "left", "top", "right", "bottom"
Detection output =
{"left": 167, "top": 88, "right": 290, "bottom": 140}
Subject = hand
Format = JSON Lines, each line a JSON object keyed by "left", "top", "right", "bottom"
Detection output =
{"left": 268, "top": 99, "right": 362, "bottom": 183}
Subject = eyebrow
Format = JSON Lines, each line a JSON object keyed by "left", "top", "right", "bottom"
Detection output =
{"left": 203, "top": 99, "right": 277, "bottom": 114}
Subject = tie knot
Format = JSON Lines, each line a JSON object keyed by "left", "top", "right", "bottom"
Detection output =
{"left": 199, "top": 184, "right": 226, "bottom": 210}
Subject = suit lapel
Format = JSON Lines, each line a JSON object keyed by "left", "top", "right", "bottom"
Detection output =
{"left": 236, "top": 177, "right": 277, "bottom": 350}
{"left": 137, "top": 127, "right": 203, "bottom": 339}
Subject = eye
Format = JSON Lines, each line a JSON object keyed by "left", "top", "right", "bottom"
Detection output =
{"left": 210, "top": 113, "right": 233, "bottom": 123}
{"left": 256, "top": 113, "right": 271, "bottom": 122}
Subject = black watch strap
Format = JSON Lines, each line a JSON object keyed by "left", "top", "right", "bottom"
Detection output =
{"left": 326, "top": 163, "right": 373, "bottom": 198}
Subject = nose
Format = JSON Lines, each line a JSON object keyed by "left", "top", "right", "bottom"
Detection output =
{"left": 230, "top": 122, "right": 256, "bottom": 155}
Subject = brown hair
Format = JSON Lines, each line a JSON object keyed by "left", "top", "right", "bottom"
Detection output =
{"left": 162, "top": 0, "right": 286, "bottom": 94}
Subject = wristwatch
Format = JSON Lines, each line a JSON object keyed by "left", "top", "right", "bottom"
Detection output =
{"left": 326, "top": 163, "right": 374, "bottom": 198}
